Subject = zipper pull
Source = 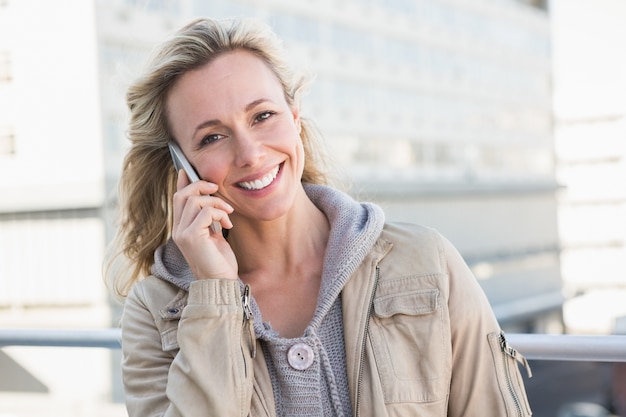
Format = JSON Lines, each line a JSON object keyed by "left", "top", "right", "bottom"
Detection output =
{"left": 241, "top": 284, "right": 256, "bottom": 359}
{"left": 242, "top": 284, "right": 252, "bottom": 321}
{"left": 500, "top": 332, "right": 532, "bottom": 378}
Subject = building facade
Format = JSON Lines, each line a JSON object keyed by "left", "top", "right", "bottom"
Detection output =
{"left": 551, "top": 0, "right": 626, "bottom": 334}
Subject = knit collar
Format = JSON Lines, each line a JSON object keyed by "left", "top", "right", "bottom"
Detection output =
{"left": 301, "top": 183, "right": 384, "bottom": 335}
{"left": 151, "top": 183, "right": 385, "bottom": 334}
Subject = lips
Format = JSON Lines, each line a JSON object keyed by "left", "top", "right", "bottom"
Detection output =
{"left": 237, "top": 164, "right": 280, "bottom": 190}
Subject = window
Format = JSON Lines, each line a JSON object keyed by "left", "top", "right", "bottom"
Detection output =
{"left": 0, "top": 51, "right": 10, "bottom": 82}
{"left": 124, "top": 0, "right": 180, "bottom": 14}
{"left": 0, "top": 126, "right": 15, "bottom": 155}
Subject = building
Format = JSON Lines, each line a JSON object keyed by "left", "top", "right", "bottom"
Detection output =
{"left": 550, "top": 0, "right": 626, "bottom": 334}
{"left": 0, "top": 0, "right": 559, "bottom": 415}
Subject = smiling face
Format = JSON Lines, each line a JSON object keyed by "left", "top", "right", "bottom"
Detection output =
{"left": 166, "top": 50, "right": 304, "bottom": 223}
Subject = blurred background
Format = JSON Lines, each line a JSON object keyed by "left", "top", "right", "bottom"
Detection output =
{"left": 0, "top": 0, "right": 625, "bottom": 415}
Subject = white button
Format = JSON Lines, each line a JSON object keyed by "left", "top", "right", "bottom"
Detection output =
{"left": 287, "top": 343, "right": 315, "bottom": 370}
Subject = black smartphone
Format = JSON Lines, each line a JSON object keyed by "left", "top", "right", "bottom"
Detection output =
{"left": 168, "top": 141, "right": 222, "bottom": 234}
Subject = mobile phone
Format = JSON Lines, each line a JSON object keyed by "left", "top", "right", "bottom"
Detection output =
{"left": 168, "top": 141, "right": 222, "bottom": 234}
{"left": 169, "top": 141, "right": 200, "bottom": 182}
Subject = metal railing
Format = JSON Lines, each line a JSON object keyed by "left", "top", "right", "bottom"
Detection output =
{"left": 1, "top": 328, "right": 626, "bottom": 362}
{"left": 507, "top": 333, "right": 626, "bottom": 362}
{"left": 0, "top": 328, "right": 122, "bottom": 349}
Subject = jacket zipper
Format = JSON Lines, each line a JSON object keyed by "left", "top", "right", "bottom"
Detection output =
{"left": 499, "top": 333, "right": 529, "bottom": 417}
{"left": 242, "top": 284, "right": 252, "bottom": 320}
{"left": 355, "top": 265, "right": 381, "bottom": 417}
{"left": 241, "top": 284, "right": 255, "bottom": 378}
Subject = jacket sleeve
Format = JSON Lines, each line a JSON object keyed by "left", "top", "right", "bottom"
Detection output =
{"left": 442, "top": 235, "right": 532, "bottom": 417}
{"left": 121, "top": 278, "right": 255, "bottom": 417}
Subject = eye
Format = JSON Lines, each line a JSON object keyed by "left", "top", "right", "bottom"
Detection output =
{"left": 200, "top": 133, "right": 225, "bottom": 146}
{"left": 254, "top": 111, "right": 275, "bottom": 124}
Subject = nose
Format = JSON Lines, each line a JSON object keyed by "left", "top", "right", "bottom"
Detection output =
{"left": 233, "top": 128, "right": 264, "bottom": 168}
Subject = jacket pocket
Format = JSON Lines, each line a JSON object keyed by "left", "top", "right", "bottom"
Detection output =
{"left": 487, "top": 331, "right": 533, "bottom": 416}
{"left": 369, "top": 287, "right": 448, "bottom": 403}
{"left": 159, "top": 301, "right": 184, "bottom": 352}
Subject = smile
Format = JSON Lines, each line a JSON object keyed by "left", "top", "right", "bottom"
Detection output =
{"left": 237, "top": 165, "right": 280, "bottom": 190}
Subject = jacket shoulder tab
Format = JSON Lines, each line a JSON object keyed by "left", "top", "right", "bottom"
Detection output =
{"left": 379, "top": 222, "right": 446, "bottom": 277}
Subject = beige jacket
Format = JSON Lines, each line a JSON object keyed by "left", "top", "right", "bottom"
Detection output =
{"left": 121, "top": 223, "right": 532, "bottom": 416}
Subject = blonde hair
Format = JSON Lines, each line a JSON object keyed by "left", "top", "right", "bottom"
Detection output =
{"left": 106, "top": 17, "right": 329, "bottom": 298}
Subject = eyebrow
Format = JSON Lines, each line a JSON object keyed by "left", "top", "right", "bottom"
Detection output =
{"left": 192, "top": 98, "right": 274, "bottom": 136}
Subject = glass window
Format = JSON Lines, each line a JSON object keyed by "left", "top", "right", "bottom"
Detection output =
{"left": 270, "top": 13, "right": 320, "bottom": 46}
{"left": 382, "top": 0, "right": 416, "bottom": 16}
{"left": 0, "top": 50, "right": 10, "bottom": 82}
{"left": 0, "top": 126, "right": 15, "bottom": 156}
{"left": 193, "top": 0, "right": 252, "bottom": 19}
{"left": 124, "top": 0, "right": 180, "bottom": 14}
{"left": 330, "top": 23, "right": 374, "bottom": 59}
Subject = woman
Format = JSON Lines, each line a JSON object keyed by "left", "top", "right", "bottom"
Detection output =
{"left": 108, "top": 17, "right": 532, "bottom": 417}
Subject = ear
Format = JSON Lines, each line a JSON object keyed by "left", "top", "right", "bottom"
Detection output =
{"left": 291, "top": 105, "right": 302, "bottom": 134}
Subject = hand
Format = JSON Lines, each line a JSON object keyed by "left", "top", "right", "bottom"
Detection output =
{"left": 172, "top": 170, "right": 238, "bottom": 280}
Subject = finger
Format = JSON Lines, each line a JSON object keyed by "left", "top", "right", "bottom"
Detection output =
{"left": 202, "top": 198, "right": 234, "bottom": 232}
{"left": 172, "top": 171, "right": 188, "bottom": 227}
{"left": 193, "top": 206, "right": 234, "bottom": 232}
{"left": 173, "top": 178, "right": 220, "bottom": 226}
{"left": 175, "top": 169, "right": 220, "bottom": 196}
{"left": 173, "top": 169, "right": 197, "bottom": 227}
{"left": 212, "top": 209, "right": 234, "bottom": 230}
{"left": 176, "top": 168, "right": 221, "bottom": 194}
{"left": 176, "top": 168, "right": 191, "bottom": 190}
{"left": 212, "top": 198, "right": 234, "bottom": 214}
{"left": 175, "top": 193, "right": 232, "bottom": 235}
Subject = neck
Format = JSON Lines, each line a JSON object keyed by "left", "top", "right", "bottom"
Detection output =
{"left": 226, "top": 187, "right": 330, "bottom": 281}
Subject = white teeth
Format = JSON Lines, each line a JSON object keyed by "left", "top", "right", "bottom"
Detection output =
{"left": 238, "top": 166, "right": 279, "bottom": 190}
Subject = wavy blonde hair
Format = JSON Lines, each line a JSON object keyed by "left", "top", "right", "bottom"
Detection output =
{"left": 106, "top": 17, "right": 329, "bottom": 298}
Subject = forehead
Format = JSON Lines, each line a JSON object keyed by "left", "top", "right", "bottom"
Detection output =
{"left": 178, "top": 50, "right": 282, "bottom": 96}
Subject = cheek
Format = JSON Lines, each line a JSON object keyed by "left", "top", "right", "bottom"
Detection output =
{"left": 197, "top": 157, "right": 228, "bottom": 184}
{"left": 296, "top": 136, "right": 305, "bottom": 159}
{"left": 272, "top": 123, "right": 304, "bottom": 160}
